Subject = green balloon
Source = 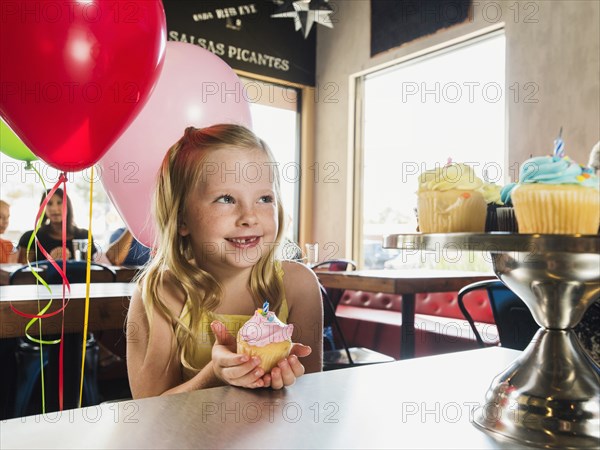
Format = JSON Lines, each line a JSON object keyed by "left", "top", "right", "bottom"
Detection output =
{"left": 0, "top": 118, "right": 38, "bottom": 162}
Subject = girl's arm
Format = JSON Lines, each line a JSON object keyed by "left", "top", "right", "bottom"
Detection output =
{"left": 282, "top": 261, "right": 324, "bottom": 374}
{"left": 126, "top": 284, "right": 185, "bottom": 398}
{"left": 105, "top": 229, "right": 134, "bottom": 266}
{"left": 260, "top": 261, "right": 322, "bottom": 389}
{"left": 127, "top": 280, "right": 267, "bottom": 398}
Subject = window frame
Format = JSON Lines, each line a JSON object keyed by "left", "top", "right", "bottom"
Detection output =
{"left": 350, "top": 26, "right": 506, "bottom": 268}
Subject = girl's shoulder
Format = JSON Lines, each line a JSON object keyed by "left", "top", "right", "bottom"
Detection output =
{"left": 139, "top": 268, "right": 187, "bottom": 318}
{"left": 279, "top": 260, "right": 320, "bottom": 289}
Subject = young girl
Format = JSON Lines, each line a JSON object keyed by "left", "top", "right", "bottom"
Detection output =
{"left": 17, "top": 188, "right": 97, "bottom": 263}
{"left": 127, "top": 124, "right": 323, "bottom": 398}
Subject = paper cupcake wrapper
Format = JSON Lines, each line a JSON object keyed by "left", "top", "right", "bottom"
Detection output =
{"left": 418, "top": 190, "right": 487, "bottom": 233}
{"left": 496, "top": 207, "right": 518, "bottom": 232}
{"left": 237, "top": 339, "right": 292, "bottom": 373}
{"left": 512, "top": 185, "right": 600, "bottom": 234}
{"left": 485, "top": 204, "right": 498, "bottom": 232}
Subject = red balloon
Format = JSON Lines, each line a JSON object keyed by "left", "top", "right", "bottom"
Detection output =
{"left": 0, "top": 0, "right": 166, "bottom": 172}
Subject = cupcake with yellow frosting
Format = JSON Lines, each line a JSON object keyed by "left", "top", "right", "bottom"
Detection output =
{"left": 237, "top": 302, "right": 293, "bottom": 372}
{"left": 417, "top": 163, "right": 487, "bottom": 233}
{"left": 511, "top": 155, "right": 599, "bottom": 234}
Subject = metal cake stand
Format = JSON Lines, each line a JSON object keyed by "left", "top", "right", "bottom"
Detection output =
{"left": 384, "top": 233, "right": 600, "bottom": 449}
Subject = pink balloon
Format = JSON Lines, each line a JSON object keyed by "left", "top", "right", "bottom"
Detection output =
{"left": 98, "top": 42, "right": 252, "bottom": 247}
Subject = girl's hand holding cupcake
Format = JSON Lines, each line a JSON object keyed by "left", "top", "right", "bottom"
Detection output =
{"left": 236, "top": 302, "right": 313, "bottom": 389}
{"left": 263, "top": 344, "right": 311, "bottom": 390}
{"left": 211, "top": 320, "right": 267, "bottom": 389}
{"left": 211, "top": 320, "right": 312, "bottom": 390}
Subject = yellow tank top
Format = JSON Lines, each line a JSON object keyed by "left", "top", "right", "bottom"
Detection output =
{"left": 179, "top": 262, "right": 289, "bottom": 381}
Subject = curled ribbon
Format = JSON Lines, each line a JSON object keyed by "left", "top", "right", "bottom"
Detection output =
{"left": 9, "top": 172, "right": 71, "bottom": 412}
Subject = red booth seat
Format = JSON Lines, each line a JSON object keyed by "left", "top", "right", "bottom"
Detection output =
{"left": 335, "top": 290, "right": 499, "bottom": 359}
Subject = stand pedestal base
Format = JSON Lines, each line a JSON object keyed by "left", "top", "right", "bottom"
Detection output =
{"left": 473, "top": 329, "right": 600, "bottom": 449}
{"left": 384, "top": 234, "right": 600, "bottom": 448}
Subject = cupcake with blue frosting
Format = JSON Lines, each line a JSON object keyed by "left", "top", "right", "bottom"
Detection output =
{"left": 511, "top": 155, "right": 599, "bottom": 234}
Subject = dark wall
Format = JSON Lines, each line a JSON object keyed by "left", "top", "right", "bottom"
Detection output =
{"left": 164, "top": 0, "right": 316, "bottom": 86}
{"left": 371, "top": 0, "right": 471, "bottom": 56}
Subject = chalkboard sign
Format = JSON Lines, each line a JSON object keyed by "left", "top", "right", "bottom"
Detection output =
{"left": 164, "top": 0, "right": 316, "bottom": 86}
{"left": 371, "top": 0, "right": 472, "bottom": 56}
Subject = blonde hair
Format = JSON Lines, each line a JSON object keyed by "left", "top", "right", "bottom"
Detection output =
{"left": 140, "top": 124, "right": 286, "bottom": 371}
{"left": 0, "top": 200, "right": 9, "bottom": 209}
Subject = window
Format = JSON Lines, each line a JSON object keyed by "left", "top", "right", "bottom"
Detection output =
{"left": 240, "top": 77, "right": 301, "bottom": 241}
{"left": 357, "top": 31, "right": 506, "bottom": 269}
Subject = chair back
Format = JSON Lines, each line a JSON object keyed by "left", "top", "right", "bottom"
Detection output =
{"left": 8, "top": 266, "right": 44, "bottom": 285}
{"left": 311, "top": 259, "right": 357, "bottom": 327}
{"left": 458, "top": 280, "right": 539, "bottom": 350}
{"left": 313, "top": 262, "right": 394, "bottom": 369}
{"left": 311, "top": 259, "right": 357, "bottom": 272}
{"left": 10, "top": 260, "right": 116, "bottom": 285}
{"left": 487, "top": 281, "right": 539, "bottom": 350}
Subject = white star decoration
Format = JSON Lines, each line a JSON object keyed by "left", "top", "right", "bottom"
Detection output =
{"left": 271, "top": 0, "right": 334, "bottom": 39}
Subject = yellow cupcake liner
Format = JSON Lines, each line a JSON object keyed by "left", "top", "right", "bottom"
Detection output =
{"left": 512, "top": 184, "right": 600, "bottom": 234}
{"left": 237, "top": 337, "right": 292, "bottom": 373}
{"left": 418, "top": 190, "right": 487, "bottom": 233}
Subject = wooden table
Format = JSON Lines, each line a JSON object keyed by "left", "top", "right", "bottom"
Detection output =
{"left": 316, "top": 270, "right": 495, "bottom": 359}
{"left": 0, "top": 263, "right": 25, "bottom": 285}
{"left": 0, "top": 347, "right": 524, "bottom": 449}
{"left": 0, "top": 283, "right": 136, "bottom": 339}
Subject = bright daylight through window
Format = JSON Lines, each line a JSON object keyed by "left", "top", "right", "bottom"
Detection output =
{"left": 360, "top": 31, "right": 506, "bottom": 270}
{"left": 242, "top": 76, "right": 300, "bottom": 242}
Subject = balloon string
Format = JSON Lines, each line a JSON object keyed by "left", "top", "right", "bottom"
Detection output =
{"left": 79, "top": 166, "right": 94, "bottom": 408}
{"left": 10, "top": 300, "right": 70, "bottom": 320}
{"left": 28, "top": 173, "right": 71, "bottom": 287}
{"left": 28, "top": 164, "right": 46, "bottom": 264}
{"left": 24, "top": 165, "right": 47, "bottom": 270}
{"left": 10, "top": 170, "right": 68, "bottom": 413}
{"left": 58, "top": 176, "right": 69, "bottom": 411}
{"left": 32, "top": 165, "right": 50, "bottom": 414}
{"left": 10, "top": 171, "right": 60, "bottom": 414}
{"left": 11, "top": 173, "right": 72, "bottom": 321}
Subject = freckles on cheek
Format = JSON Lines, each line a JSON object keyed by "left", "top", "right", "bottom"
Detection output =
{"left": 194, "top": 210, "right": 225, "bottom": 230}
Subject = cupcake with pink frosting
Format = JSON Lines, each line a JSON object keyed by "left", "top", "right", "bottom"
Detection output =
{"left": 237, "top": 301, "right": 293, "bottom": 372}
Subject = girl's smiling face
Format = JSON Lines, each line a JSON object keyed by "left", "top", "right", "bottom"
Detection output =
{"left": 45, "top": 194, "right": 64, "bottom": 225}
{"left": 178, "top": 147, "right": 279, "bottom": 275}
